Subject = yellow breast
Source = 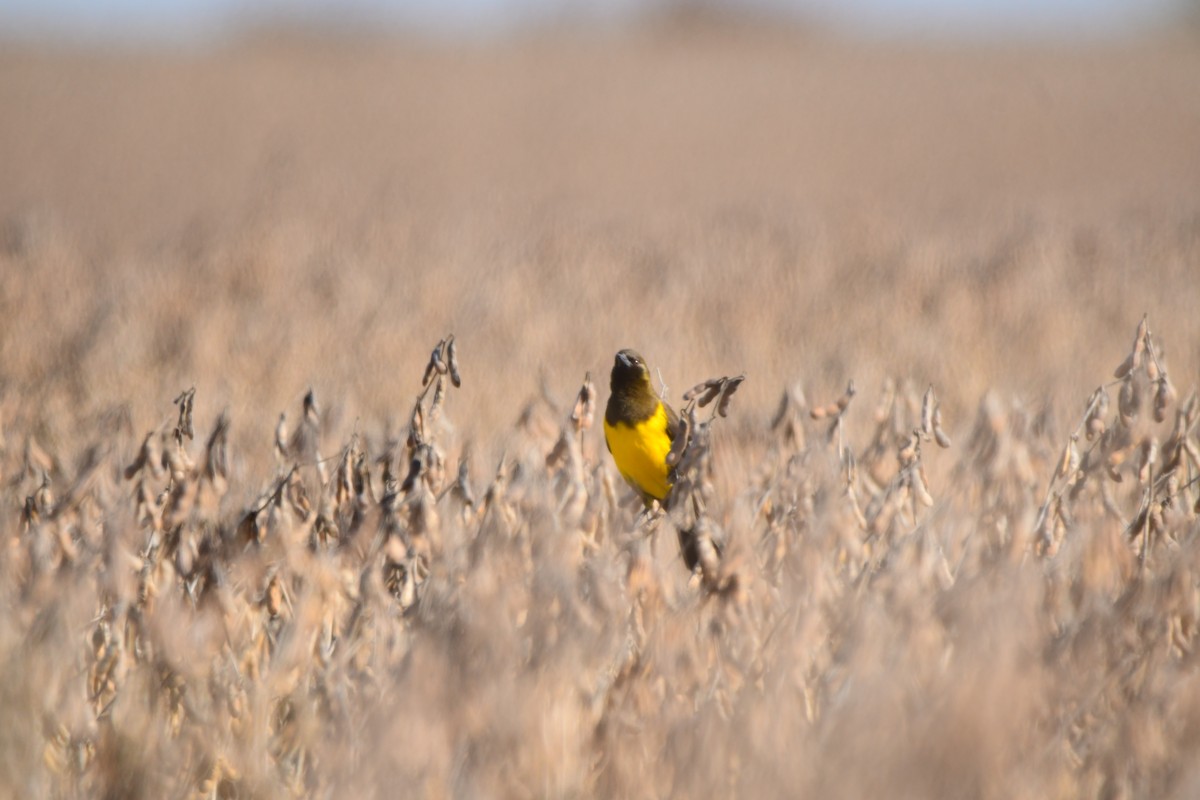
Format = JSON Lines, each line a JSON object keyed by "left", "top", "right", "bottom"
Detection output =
{"left": 604, "top": 403, "right": 674, "bottom": 502}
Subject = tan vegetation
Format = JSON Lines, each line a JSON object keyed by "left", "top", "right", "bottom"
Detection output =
{"left": 2, "top": 19, "right": 1200, "bottom": 798}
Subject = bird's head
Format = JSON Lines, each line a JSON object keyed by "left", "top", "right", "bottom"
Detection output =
{"left": 611, "top": 349, "right": 651, "bottom": 391}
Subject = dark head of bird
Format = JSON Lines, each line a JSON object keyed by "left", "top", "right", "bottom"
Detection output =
{"left": 607, "top": 349, "right": 660, "bottom": 427}
{"left": 610, "top": 349, "right": 651, "bottom": 393}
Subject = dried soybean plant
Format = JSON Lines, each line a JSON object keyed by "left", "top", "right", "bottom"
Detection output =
{"left": 106, "top": 338, "right": 473, "bottom": 793}
{"left": 379, "top": 334, "right": 465, "bottom": 605}
{"left": 12, "top": 314, "right": 1200, "bottom": 800}
{"left": 545, "top": 371, "right": 596, "bottom": 529}
{"left": 664, "top": 372, "right": 745, "bottom": 593}
{"left": 1033, "top": 315, "right": 1199, "bottom": 560}
{"left": 805, "top": 378, "right": 953, "bottom": 566}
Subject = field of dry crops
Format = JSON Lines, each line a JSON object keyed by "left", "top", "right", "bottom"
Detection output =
{"left": 3, "top": 18, "right": 1200, "bottom": 799}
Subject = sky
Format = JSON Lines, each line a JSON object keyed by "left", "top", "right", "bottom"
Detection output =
{"left": 0, "top": 0, "right": 1191, "bottom": 43}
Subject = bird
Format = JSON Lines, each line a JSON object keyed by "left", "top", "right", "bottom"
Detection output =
{"left": 603, "top": 349, "right": 680, "bottom": 507}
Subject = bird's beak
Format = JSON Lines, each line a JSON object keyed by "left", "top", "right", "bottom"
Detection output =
{"left": 617, "top": 352, "right": 633, "bottom": 369}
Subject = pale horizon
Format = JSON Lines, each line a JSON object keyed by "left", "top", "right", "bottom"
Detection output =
{"left": 1, "top": 0, "right": 1192, "bottom": 44}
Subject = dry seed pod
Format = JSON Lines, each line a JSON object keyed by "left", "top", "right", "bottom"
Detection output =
{"left": 1106, "top": 447, "right": 1128, "bottom": 482}
{"left": 1144, "top": 328, "right": 1162, "bottom": 383}
{"left": 685, "top": 379, "right": 723, "bottom": 408}
{"left": 1085, "top": 387, "right": 1109, "bottom": 440}
{"left": 1137, "top": 438, "right": 1159, "bottom": 484}
{"left": 921, "top": 386, "right": 935, "bottom": 438}
{"left": 400, "top": 445, "right": 430, "bottom": 494}
{"left": 174, "top": 388, "right": 195, "bottom": 441}
{"left": 164, "top": 437, "right": 193, "bottom": 478}
{"left": 432, "top": 342, "right": 448, "bottom": 373}
{"left": 932, "top": 406, "right": 951, "bottom": 448}
{"left": 1067, "top": 439, "right": 1081, "bottom": 477}
{"left": 811, "top": 381, "right": 856, "bottom": 420}
{"left": 354, "top": 451, "right": 373, "bottom": 503}
{"left": 1118, "top": 377, "right": 1139, "bottom": 427}
{"left": 446, "top": 335, "right": 461, "bottom": 388}
{"left": 716, "top": 375, "right": 745, "bottom": 418}
{"left": 1056, "top": 439, "right": 1080, "bottom": 481}
{"left": 287, "top": 471, "right": 312, "bottom": 518}
{"left": 455, "top": 457, "right": 475, "bottom": 508}
{"left": 1161, "top": 435, "right": 1184, "bottom": 473}
{"left": 420, "top": 356, "right": 437, "bottom": 389}
{"left": 182, "top": 388, "right": 195, "bottom": 437}
{"left": 1154, "top": 378, "right": 1175, "bottom": 424}
{"left": 898, "top": 431, "right": 919, "bottom": 466}
{"left": 1113, "top": 319, "right": 1147, "bottom": 380}
{"left": 1133, "top": 316, "right": 1148, "bottom": 362}
{"left": 408, "top": 402, "right": 425, "bottom": 449}
{"left": 571, "top": 373, "right": 595, "bottom": 433}
{"left": 665, "top": 408, "right": 693, "bottom": 468}
{"left": 422, "top": 339, "right": 448, "bottom": 387}
{"left": 124, "top": 432, "right": 158, "bottom": 480}
{"left": 1146, "top": 354, "right": 1160, "bottom": 383}
{"left": 265, "top": 577, "right": 283, "bottom": 617}
{"left": 1113, "top": 352, "right": 1136, "bottom": 380}
{"left": 912, "top": 464, "right": 934, "bottom": 507}
{"left": 428, "top": 375, "right": 446, "bottom": 423}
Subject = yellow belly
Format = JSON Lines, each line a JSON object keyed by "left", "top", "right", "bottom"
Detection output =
{"left": 604, "top": 404, "right": 673, "bottom": 502}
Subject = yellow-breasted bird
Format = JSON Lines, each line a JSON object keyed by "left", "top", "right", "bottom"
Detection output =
{"left": 604, "top": 349, "right": 680, "bottom": 507}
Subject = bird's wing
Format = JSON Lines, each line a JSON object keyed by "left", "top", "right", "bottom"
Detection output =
{"left": 663, "top": 401, "right": 682, "bottom": 442}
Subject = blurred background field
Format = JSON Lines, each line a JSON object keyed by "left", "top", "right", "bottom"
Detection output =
{"left": 2, "top": 2, "right": 1200, "bottom": 798}
{"left": 3, "top": 9, "right": 1199, "bottom": 463}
